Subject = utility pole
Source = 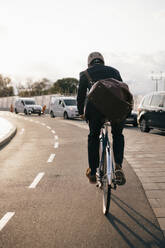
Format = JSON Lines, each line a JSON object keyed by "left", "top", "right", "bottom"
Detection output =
{"left": 151, "top": 71, "right": 163, "bottom": 91}
{"left": 162, "top": 72, "right": 165, "bottom": 91}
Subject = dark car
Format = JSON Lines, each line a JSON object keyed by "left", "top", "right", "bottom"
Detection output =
{"left": 125, "top": 111, "right": 138, "bottom": 127}
{"left": 137, "top": 91, "right": 165, "bottom": 132}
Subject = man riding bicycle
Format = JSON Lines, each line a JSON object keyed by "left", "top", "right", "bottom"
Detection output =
{"left": 77, "top": 52, "right": 126, "bottom": 185}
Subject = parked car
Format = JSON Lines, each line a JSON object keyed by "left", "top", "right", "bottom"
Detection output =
{"left": 15, "top": 98, "right": 42, "bottom": 115}
{"left": 125, "top": 110, "right": 138, "bottom": 127}
{"left": 137, "top": 91, "right": 165, "bottom": 132}
{"left": 49, "top": 96, "right": 79, "bottom": 119}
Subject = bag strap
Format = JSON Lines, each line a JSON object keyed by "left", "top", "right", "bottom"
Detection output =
{"left": 84, "top": 70, "right": 93, "bottom": 83}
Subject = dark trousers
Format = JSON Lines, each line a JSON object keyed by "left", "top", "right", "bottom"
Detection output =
{"left": 88, "top": 118, "right": 125, "bottom": 175}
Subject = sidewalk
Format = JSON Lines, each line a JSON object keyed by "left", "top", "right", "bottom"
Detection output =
{"left": 124, "top": 128, "right": 165, "bottom": 238}
{"left": 0, "top": 117, "right": 17, "bottom": 148}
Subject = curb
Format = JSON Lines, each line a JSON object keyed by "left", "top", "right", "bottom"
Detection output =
{"left": 0, "top": 126, "right": 17, "bottom": 149}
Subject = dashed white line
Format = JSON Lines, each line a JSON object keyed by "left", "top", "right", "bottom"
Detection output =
{"left": 51, "top": 130, "right": 56, "bottom": 134}
{"left": 54, "top": 135, "right": 58, "bottom": 140}
{"left": 41, "top": 123, "right": 46, "bottom": 126}
{"left": 54, "top": 142, "right": 59, "bottom": 149}
{"left": 0, "top": 212, "right": 15, "bottom": 231}
{"left": 46, "top": 126, "right": 51, "bottom": 129}
{"left": 47, "top": 153, "right": 56, "bottom": 163}
{"left": 29, "top": 172, "right": 45, "bottom": 188}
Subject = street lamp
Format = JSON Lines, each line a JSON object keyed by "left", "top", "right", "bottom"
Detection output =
{"left": 151, "top": 71, "right": 162, "bottom": 91}
{"left": 162, "top": 72, "right": 165, "bottom": 91}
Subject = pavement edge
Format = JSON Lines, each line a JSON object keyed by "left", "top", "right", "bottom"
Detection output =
{"left": 0, "top": 126, "right": 17, "bottom": 148}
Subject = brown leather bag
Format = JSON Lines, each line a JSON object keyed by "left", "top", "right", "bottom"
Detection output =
{"left": 84, "top": 70, "right": 133, "bottom": 122}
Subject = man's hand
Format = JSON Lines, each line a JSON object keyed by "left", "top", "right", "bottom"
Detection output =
{"left": 80, "top": 114, "right": 85, "bottom": 120}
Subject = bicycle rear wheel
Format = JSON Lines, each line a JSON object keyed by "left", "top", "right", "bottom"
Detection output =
{"left": 102, "top": 150, "right": 111, "bottom": 215}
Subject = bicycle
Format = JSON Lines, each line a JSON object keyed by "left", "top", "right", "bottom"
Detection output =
{"left": 96, "top": 122, "right": 117, "bottom": 215}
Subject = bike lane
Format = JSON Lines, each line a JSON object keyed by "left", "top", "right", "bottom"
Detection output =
{"left": 66, "top": 119, "right": 165, "bottom": 240}
{"left": 0, "top": 113, "right": 165, "bottom": 247}
{"left": 57, "top": 119, "right": 165, "bottom": 247}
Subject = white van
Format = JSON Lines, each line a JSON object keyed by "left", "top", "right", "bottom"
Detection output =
{"left": 49, "top": 96, "right": 79, "bottom": 119}
{"left": 15, "top": 97, "right": 42, "bottom": 115}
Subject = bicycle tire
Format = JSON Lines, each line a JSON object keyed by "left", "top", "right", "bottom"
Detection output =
{"left": 97, "top": 135, "right": 104, "bottom": 186}
{"left": 103, "top": 184, "right": 111, "bottom": 215}
{"left": 102, "top": 149, "right": 111, "bottom": 215}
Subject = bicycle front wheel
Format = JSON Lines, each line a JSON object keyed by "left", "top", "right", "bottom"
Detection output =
{"left": 102, "top": 150, "right": 111, "bottom": 215}
{"left": 103, "top": 180, "right": 111, "bottom": 215}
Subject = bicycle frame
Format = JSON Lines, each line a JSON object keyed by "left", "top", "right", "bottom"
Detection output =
{"left": 97, "top": 123, "right": 117, "bottom": 215}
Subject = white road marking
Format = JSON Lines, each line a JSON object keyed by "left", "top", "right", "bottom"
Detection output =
{"left": 29, "top": 172, "right": 45, "bottom": 188}
{"left": 54, "top": 135, "right": 58, "bottom": 140}
{"left": 0, "top": 212, "right": 15, "bottom": 231}
{"left": 63, "top": 120, "right": 89, "bottom": 130}
{"left": 46, "top": 126, "right": 51, "bottom": 129}
{"left": 41, "top": 123, "right": 46, "bottom": 126}
{"left": 20, "top": 128, "right": 25, "bottom": 135}
{"left": 51, "top": 130, "right": 56, "bottom": 134}
{"left": 47, "top": 154, "right": 56, "bottom": 163}
{"left": 54, "top": 142, "right": 59, "bottom": 149}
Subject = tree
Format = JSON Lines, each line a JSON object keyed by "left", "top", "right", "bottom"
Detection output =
{"left": 17, "top": 78, "right": 53, "bottom": 97}
{"left": 16, "top": 77, "right": 79, "bottom": 97}
{"left": 53, "top": 78, "right": 78, "bottom": 95}
{"left": 0, "top": 74, "right": 14, "bottom": 97}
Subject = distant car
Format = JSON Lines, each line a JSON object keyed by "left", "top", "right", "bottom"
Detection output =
{"left": 49, "top": 96, "right": 79, "bottom": 119}
{"left": 137, "top": 91, "right": 165, "bottom": 132}
{"left": 125, "top": 110, "right": 138, "bottom": 127}
{"left": 15, "top": 98, "right": 42, "bottom": 116}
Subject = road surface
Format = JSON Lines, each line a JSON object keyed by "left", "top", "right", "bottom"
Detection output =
{"left": 0, "top": 111, "right": 165, "bottom": 248}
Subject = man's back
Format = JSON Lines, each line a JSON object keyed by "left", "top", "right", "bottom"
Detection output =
{"left": 77, "top": 64, "right": 123, "bottom": 117}
{"left": 84, "top": 64, "right": 122, "bottom": 83}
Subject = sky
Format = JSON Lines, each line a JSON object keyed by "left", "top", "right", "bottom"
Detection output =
{"left": 0, "top": 0, "right": 165, "bottom": 94}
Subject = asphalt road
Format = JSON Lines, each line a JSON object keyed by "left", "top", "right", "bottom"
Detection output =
{"left": 0, "top": 112, "right": 165, "bottom": 248}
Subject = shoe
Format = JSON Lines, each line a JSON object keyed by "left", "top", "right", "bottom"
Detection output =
{"left": 115, "top": 164, "right": 126, "bottom": 186}
{"left": 86, "top": 168, "right": 96, "bottom": 184}
{"left": 115, "top": 163, "right": 122, "bottom": 170}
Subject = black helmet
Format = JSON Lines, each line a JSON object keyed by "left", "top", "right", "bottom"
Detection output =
{"left": 88, "top": 52, "right": 104, "bottom": 67}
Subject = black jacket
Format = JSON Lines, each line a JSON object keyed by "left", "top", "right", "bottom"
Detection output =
{"left": 77, "top": 64, "right": 123, "bottom": 118}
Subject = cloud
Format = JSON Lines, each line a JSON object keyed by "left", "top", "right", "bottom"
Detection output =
{"left": 154, "top": 10, "right": 165, "bottom": 20}
{"left": 3, "top": 50, "right": 165, "bottom": 96}
{"left": 106, "top": 51, "right": 165, "bottom": 95}
{"left": 0, "top": 25, "right": 8, "bottom": 38}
